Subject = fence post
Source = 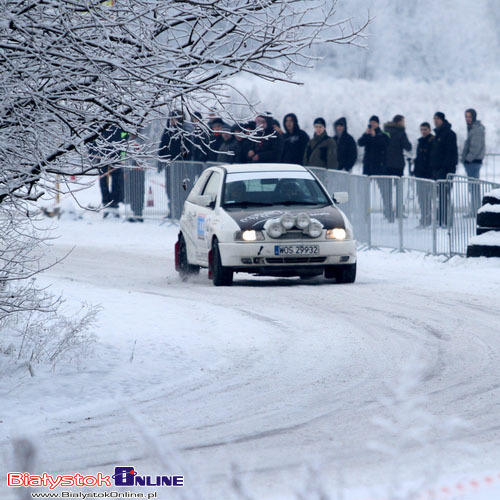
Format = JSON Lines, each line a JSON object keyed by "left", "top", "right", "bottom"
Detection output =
{"left": 432, "top": 182, "right": 437, "bottom": 255}
{"left": 398, "top": 177, "right": 404, "bottom": 252}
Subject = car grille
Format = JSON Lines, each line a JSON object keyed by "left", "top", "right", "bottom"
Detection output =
{"left": 270, "top": 230, "right": 318, "bottom": 240}
{"left": 265, "top": 257, "right": 327, "bottom": 264}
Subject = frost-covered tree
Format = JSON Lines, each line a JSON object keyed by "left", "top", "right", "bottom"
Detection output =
{"left": 0, "top": 0, "right": 367, "bottom": 358}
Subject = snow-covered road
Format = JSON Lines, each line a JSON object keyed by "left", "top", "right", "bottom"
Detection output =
{"left": 2, "top": 217, "right": 500, "bottom": 499}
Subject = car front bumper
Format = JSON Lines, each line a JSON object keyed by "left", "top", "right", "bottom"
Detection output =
{"left": 218, "top": 239, "right": 357, "bottom": 267}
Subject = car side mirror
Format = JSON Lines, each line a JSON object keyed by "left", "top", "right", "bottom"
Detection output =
{"left": 192, "top": 194, "right": 216, "bottom": 207}
{"left": 332, "top": 192, "right": 348, "bottom": 204}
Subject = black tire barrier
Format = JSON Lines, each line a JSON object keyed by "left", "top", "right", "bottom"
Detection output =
{"left": 476, "top": 226, "right": 500, "bottom": 235}
{"left": 482, "top": 195, "right": 500, "bottom": 206}
{"left": 476, "top": 210, "right": 500, "bottom": 229}
{"left": 467, "top": 244, "right": 500, "bottom": 258}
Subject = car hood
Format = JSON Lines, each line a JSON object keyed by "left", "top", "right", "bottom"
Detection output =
{"left": 224, "top": 205, "right": 345, "bottom": 230}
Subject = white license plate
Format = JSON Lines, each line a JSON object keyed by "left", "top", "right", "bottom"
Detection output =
{"left": 274, "top": 245, "right": 320, "bottom": 256}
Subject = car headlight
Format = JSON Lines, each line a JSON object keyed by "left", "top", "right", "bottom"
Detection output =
{"left": 296, "top": 213, "right": 311, "bottom": 229}
{"left": 307, "top": 222, "right": 323, "bottom": 238}
{"left": 266, "top": 221, "right": 284, "bottom": 239}
{"left": 326, "top": 228, "right": 347, "bottom": 240}
{"left": 234, "top": 230, "right": 265, "bottom": 241}
{"left": 280, "top": 213, "right": 295, "bottom": 230}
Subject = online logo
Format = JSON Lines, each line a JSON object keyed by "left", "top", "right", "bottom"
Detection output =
{"left": 112, "top": 466, "right": 184, "bottom": 487}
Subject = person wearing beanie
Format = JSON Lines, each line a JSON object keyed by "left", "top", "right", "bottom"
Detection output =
{"left": 462, "top": 108, "right": 486, "bottom": 214}
{"left": 357, "top": 115, "right": 389, "bottom": 176}
{"left": 303, "top": 117, "right": 338, "bottom": 169}
{"left": 430, "top": 112, "right": 458, "bottom": 180}
{"left": 333, "top": 117, "right": 357, "bottom": 172}
{"left": 430, "top": 111, "right": 458, "bottom": 227}
{"left": 281, "top": 113, "right": 310, "bottom": 165}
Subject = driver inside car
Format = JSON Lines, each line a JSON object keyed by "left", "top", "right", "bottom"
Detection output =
{"left": 276, "top": 179, "right": 303, "bottom": 202}
{"left": 225, "top": 180, "right": 247, "bottom": 203}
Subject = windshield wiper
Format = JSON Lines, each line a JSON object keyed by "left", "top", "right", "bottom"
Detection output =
{"left": 223, "top": 201, "right": 274, "bottom": 207}
{"left": 278, "top": 201, "right": 325, "bottom": 206}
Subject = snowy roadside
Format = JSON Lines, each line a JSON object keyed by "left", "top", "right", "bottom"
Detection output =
{"left": 1, "top": 212, "right": 500, "bottom": 500}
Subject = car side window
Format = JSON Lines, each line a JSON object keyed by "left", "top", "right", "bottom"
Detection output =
{"left": 187, "top": 170, "right": 212, "bottom": 203}
{"left": 201, "top": 171, "right": 221, "bottom": 202}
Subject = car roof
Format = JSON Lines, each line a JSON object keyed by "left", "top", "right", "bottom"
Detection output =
{"left": 220, "top": 163, "right": 308, "bottom": 174}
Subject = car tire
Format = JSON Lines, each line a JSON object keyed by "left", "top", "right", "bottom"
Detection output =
{"left": 211, "top": 239, "right": 233, "bottom": 286}
{"left": 178, "top": 234, "right": 200, "bottom": 280}
{"left": 325, "top": 263, "right": 356, "bottom": 283}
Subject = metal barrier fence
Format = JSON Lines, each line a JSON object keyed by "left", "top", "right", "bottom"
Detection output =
{"left": 122, "top": 161, "right": 499, "bottom": 256}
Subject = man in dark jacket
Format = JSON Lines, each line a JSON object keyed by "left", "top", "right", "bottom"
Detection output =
{"left": 281, "top": 113, "right": 309, "bottom": 165}
{"left": 412, "top": 122, "right": 434, "bottom": 227}
{"left": 384, "top": 115, "right": 412, "bottom": 176}
{"left": 89, "top": 126, "right": 126, "bottom": 218}
{"left": 333, "top": 117, "right": 357, "bottom": 172}
{"left": 430, "top": 112, "right": 458, "bottom": 226}
{"left": 357, "top": 115, "right": 389, "bottom": 176}
{"left": 157, "top": 110, "right": 193, "bottom": 218}
{"left": 303, "top": 117, "right": 338, "bottom": 169}
{"left": 190, "top": 111, "right": 210, "bottom": 163}
{"left": 248, "top": 115, "right": 283, "bottom": 163}
{"left": 206, "top": 117, "right": 226, "bottom": 162}
{"left": 358, "top": 116, "right": 393, "bottom": 220}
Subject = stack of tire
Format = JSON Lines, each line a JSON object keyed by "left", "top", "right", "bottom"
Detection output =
{"left": 467, "top": 188, "right": 500, "bottom": 257}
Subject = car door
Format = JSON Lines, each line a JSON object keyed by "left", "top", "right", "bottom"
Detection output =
{"left": 196, "top": 170, "right": 223, "bottom": 264}
{"left": 183, "top": 169, "right": 213, "bottom": 264}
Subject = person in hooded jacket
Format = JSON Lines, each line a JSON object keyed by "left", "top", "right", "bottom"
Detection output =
{"left": 430, "top": 112, "right": 458, "bottom": 226}
{"left": 216, "top": 125, "right": 239, "bottom": 164}
{"left": 303, "top": 117, "right": 338, "bottom": 169}
{"left": 462, "top": 108, "right": 486, "bottom": 215}
{"left": 281, "top": 113, "right": 309, "bottom": 165}
{"left": 333, "top": 117, "right": 357, "bottom": 172}
{"left": 247, "top": 115, "right": 283, "bottom": 163}
{"left": 384, "top": 115, "right": 412, "bottom": 176}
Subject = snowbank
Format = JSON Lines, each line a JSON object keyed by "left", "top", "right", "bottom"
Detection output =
{"left": 469, "top": 230, "right": 500, "bottom": 246}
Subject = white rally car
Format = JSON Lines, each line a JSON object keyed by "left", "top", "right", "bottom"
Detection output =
{"left": 175, "top": 163, "right": 357, "bottom": 286}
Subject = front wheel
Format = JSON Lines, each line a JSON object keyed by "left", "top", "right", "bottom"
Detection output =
{"left": 325, "top": 263, "right": 356, "bottom": 284}
{"left": 211, "top": 239, "right": 233, "bottom": 286}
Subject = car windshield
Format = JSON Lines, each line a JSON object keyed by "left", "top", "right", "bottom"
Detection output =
{"left": 222, "top": 172, "right": 330, "bottom": 208}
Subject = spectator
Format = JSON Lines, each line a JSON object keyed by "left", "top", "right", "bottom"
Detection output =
{"left": 231, "top": 124, "right": 248, "bottom": 163}
{"left": 248, "top": 115, "right": 282, "bottom": 163}
{"left": 412, "top": 122, "right": 435, "bottom": 227}
{"left": 358, "top": 115, "right": 391, "bottom": 220}
{"left": 430, "top": 111, "right": 458, "bottom": 226}
{"left": 303, "top": 117, "right": 338, "bottom": 169}
{"left": 190, "top": 111, "right": 211, "bottom": 163}
{"left": 158, "top": 110, "right": 193, "bottom": 217}
{"left": 462, "top": 108, "right": 486, "bottom": 215}
{"left": 89, "top": 126, "right": 126, "bottom": 218}
{"left": 281, "top": 113, "right": 309, "bottom": 165}
{"left": 207, "top": 117, "right": 226, "bottom": 162}
{"left": 333, "top": 117, "right": 357, "bottom": 172}
{"left": 357, "top": 115, "right": 389, "bottom": 176}
{"left": 384, "top": 115, "right": 412, "bottom": 176}
{"left": 158, "top": 110, "right": 192, "bottom": 164}
{"left": 216, "top": 126, "right": 238, "bottom": 164}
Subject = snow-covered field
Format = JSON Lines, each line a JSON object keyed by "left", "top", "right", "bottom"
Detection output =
{"left": 1, "top": 204, "right": 500, "bottom": 499}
